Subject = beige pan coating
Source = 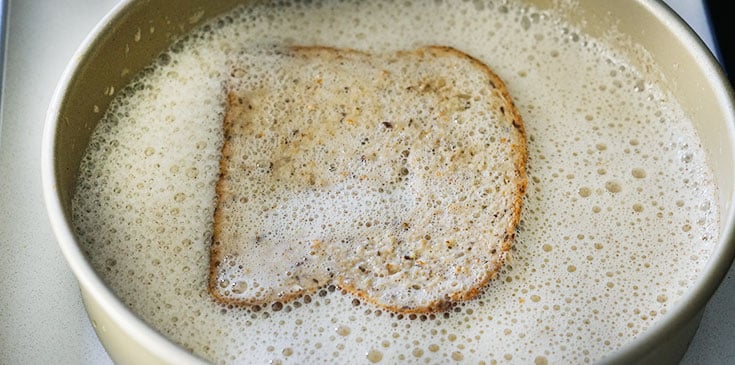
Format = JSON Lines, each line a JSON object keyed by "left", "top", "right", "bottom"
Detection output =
{"left": 43, "top": 0, "right": 734, "bottom": 364}
{"left": 209, "top": 45, "right": 527, "bottom": 313}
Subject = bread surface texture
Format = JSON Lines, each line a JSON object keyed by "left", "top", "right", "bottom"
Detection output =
{"left": 209, "top": 45, "right": 527, "bottom": 313}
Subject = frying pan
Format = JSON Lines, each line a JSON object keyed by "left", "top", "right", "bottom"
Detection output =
{"left": 41, "top": 0, "right": 735, "bottom": 363}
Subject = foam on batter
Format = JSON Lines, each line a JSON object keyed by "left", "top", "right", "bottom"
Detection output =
{"left": 72, "top": 0, "right": 719, "bottom": 363}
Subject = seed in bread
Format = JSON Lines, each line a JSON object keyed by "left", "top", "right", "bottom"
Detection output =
{"left": 209, "top": 45, "right": 527, "bottom": 313}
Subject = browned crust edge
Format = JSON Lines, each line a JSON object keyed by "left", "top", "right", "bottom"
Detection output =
{"left": 208, "top": 91, "right": 236, "bottom": 306}
{"left": 208, "top": 45, "right": 528, "bottom": 314}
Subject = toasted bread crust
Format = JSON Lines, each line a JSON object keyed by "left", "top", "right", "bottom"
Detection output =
{"left": 210, "top": 45, "right": 527, "bottom": 313}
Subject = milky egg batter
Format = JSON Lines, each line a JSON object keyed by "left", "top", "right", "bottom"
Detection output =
{"left": 71, "top": 0, "right": 719, "bottom": 363}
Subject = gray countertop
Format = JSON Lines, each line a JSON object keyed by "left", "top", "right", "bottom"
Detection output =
{"left": 0, "top": 1, "right": 732, "bottom": 364}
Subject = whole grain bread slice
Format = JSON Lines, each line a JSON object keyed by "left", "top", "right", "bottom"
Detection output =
{"left": 209, "top": 45, "right": 527, "bottom": 313}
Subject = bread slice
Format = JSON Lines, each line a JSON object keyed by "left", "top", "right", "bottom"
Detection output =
{"left": 209, "top": 45, "right": 527, "bottom": 313}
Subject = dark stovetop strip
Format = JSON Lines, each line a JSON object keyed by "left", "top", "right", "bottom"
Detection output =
{"left": 704, "top": 0, "right": 734, "bottom": 88}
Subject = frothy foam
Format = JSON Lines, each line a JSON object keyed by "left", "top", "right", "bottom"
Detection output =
{"left": 71, "top": 0, "right": 719, "bottom": 363}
